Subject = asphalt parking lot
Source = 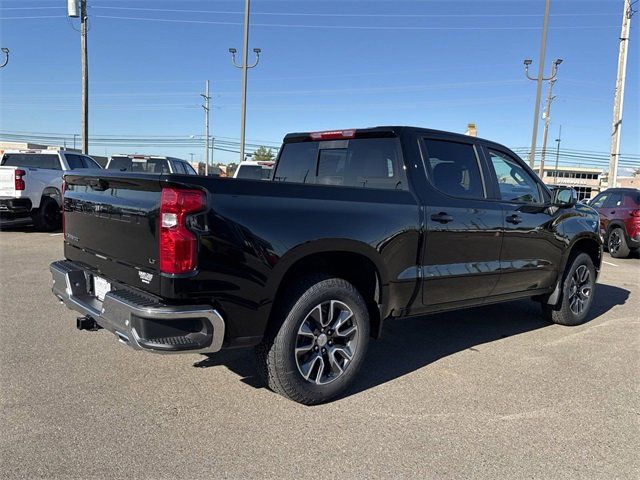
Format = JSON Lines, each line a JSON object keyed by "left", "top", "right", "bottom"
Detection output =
{"left": 1, "top": 228, "right": 638, "bottom": 479}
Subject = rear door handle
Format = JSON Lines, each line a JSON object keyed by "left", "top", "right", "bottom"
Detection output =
{"left": 430, "top": 212, "right": 453, "bottom": 224}
{"left": 506, "top": 214, "right": 522, "bottom": 225}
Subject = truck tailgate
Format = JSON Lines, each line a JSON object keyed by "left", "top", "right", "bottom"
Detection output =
{"left": 0, "top": 167, "right": 16, "bottom": 197}
{"left": 63, "top": 173, "right": 163, "bottom": 295}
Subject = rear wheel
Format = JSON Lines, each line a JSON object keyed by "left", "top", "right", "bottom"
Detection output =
{"left": 542, "top": 252, "right": 595, "bottom": 326}
{"left": 32, "top": 196, "right": 61, "bottom": 231}
{"left": 256, "top": 275, "right": 370, "bottom": 405}
{"left": 608, "top": 227, "right": 630, "bottom": 258}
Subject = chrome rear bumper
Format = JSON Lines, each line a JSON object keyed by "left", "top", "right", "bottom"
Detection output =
{"left": 50, "top": 260, "right": 225, "bottom": 354}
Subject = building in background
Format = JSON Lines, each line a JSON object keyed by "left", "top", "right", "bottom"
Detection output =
{"left": 465, "top": 123, "right": 477, "bottom": 137}
{"left": 537, "top": 165, "right": 602, "bottom": 200}
{"left": 616, "top": 171, "right": 640, "bottom": 189}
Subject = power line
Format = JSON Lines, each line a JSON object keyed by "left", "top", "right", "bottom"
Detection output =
{"left": 90, "top": 6, "right": 619, "bottom": 18}
{"left": 91, "top": 15, "right": 620, "bottom": 31}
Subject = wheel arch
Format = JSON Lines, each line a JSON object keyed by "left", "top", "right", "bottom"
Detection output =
{"left": 606, "top": 220, "right": 628, "bottom": 241}
{"left": 41, "top": 187, "right": 62, "bottom": 206}
{"left": 546, "top": 233, "right": 602, "bottom": 306}
{"left": 266, "top": 241, "right": 388, "bottom": 339}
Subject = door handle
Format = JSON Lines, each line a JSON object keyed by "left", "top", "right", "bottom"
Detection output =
{"left": 430, "top": 212, "right": 453, "bottom": 223}
{"left": 506, "top": 214, "right": 522, "bottom": 225}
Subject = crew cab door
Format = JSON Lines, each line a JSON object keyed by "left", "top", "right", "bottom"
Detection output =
{"left": 419, "top": 136, "right": 503, "bottom": 308}
{"left": 481, "top": 146, "right": 562, "bottom": 295}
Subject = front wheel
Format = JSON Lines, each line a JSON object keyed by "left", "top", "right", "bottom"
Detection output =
{"left": 542, "top": 252, "right": 596, "bottom": 326}
{"left": 256, "top": 276, "right": 370, "bottom": 405}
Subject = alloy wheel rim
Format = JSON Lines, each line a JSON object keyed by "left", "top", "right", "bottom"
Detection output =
{"left": 295, "top": 300, "right": 358, "bottom": 385}
{"left": 568, "top": 264, "right": 592, "bottom": 315}
{"left": 609, "top": 231, "right": 621, "bottom": 254}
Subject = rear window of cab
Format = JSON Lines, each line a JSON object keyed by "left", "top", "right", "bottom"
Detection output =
{"left": 273, "top": 138, "right": 407, "bottom": 191}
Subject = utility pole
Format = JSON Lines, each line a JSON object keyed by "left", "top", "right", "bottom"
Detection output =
{"left": 608, "top": 0, "right": 634, "bottom": 189}
{"left": 229, "top": 0, "right": 261, "bottom": 163}
{"left": 554, "top": 125, "right": 562, "bottom": 185}
{"left": 80, "top": 0, "right": 89, "bottom": 154}
{"left": 201, "top": 80, "right": 211, "bottom": 176}
{"left": 523, "top": 0, "right": 552, "bottom": 168}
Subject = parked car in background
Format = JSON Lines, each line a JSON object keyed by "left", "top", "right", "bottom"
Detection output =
{"left": 233, "top": 160, "right": 274, "bottom": 180}
{"left": 106, "top": 155, "right": 198, "bottom": 175}
{"left": 589, "top": 188, "right": 640, "bottom": 258}
{"left": 50, "top": 126, "right": 602, "bottom": 404}
{"left": 0, "top": 149, "right": 101, "bottom": 230}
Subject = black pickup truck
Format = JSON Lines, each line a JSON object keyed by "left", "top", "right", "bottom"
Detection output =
{"left": 50, "top": 127, "right": 602, "bottom": 404}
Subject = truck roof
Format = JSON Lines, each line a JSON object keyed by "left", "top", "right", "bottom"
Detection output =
{"left": 283, "top": 126, "right": 508, "bottom": 151}
{"left": 1, "top": 149, "right": 63, "bottom": 155}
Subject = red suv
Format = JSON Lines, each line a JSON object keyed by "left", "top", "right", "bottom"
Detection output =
{"left": 589, "top": 188, "right": 640, "bottom": 258}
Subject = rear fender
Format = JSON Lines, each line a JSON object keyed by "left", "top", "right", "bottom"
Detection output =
{"left": 266, "top": 238, "right": 391, "bottom": 309}
{"left": 42, "top": 187, "right": 62, "bottom": 206}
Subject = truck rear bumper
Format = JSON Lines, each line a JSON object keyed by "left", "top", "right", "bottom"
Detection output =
{"left": 0, "top": 198, "right": 33, "bottom": 222}
{"left": 50, "top": 260, "right": 225, "bottom": 354}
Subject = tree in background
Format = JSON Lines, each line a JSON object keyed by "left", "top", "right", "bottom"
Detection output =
{"left": 226, "top": 162, "right": 238, "bottom": 177}
{"left": 252, "top": 146, "right": 275, "bottom": 162}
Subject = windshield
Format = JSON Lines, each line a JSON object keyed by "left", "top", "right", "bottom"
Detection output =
{"left": 107, "top": 157, "right": 170, "bottom": 174}
{"left": 1, "top": 153, "right": 61, "bottom": 170}
{"left": 236, "top": 165, "right": 272, "bottom": 180}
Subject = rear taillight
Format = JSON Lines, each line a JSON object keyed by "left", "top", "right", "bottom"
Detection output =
{"left": 14, "top": 169, "right": 26, "bottom": 191}
{"left": 630, "top": 209, "right": 640, "bottom": 217}
{"left": 159, "top": 187, "right": 205, "bottom": 274}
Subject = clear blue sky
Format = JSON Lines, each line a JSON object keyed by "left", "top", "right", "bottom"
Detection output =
{"left": 0, "top": 0, "right": 638, "bottom": 170}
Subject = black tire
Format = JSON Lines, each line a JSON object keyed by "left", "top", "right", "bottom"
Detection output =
{"left": 32, "top": 196, "right": 61, "bottom": 231}
{"left": 541, "top": 252, "right": 596, "bottom": 326}
{"left": 256, "top": 275, "right": 370, "bottom": 405}
{"left": 608, "top": 227, "right": 630, "bottom": 258}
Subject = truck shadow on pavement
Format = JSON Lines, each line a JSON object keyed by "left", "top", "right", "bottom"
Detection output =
{"left": 193, "top": 283, "right": 630, "bottom": 398}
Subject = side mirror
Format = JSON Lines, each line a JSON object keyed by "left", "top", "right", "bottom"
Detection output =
{"left": 553, "top": 186, "right": 577, "bottom": 208}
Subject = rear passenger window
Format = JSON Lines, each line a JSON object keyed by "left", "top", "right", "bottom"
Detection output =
{"left": 172, "top": 161, "right": 187, "bottom": 174}
{"left": 423, "top": 139, "right": 484, "bottom": 199}
{"left": 82, "top": 156, "right": 101, "bottom": 169}
{"left": 604, "top": 194, "right": 623, "bottom": 208}
{"left": 65, "top": 154, "right": 84, "bottom": 169}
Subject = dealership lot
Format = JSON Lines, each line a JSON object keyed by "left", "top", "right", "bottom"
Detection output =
{"left": 1, "top": 229, "right": 638, "bottom": 479}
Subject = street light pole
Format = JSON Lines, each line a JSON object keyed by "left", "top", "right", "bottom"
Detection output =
{"left": 229, "top": 0, "right": 261, "bottom": 163}
{"left": 538, "top": 59, "right": 563, "bottom": 177}
{"left": 524, "top": 57, "right": 562, "bottom": 171}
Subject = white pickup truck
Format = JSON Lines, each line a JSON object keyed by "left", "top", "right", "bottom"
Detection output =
{"left": 0, "top": 149, "right": 101, "bottom": 230}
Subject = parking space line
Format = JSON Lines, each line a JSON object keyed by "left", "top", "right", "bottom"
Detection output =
{"left": 603, "top": 260, "right": 618, "bottom": 267}
{"left": 49, "top": 233, "right": 63, "bottom": 237}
